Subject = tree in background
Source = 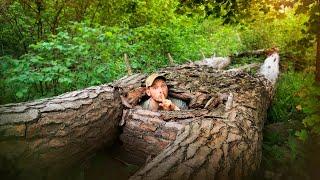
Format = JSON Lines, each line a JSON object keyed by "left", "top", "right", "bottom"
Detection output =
{"left": 0, "top": 0, "right": 180, "bottom": 57}
{"left": 177, "top": 0, "right": 250, "bottom": 23}
{"left": 0, "top": 0, "right": 85, "bottom": 56}
{"left": 296, "top": 0, "right": 320, "bottom": 84}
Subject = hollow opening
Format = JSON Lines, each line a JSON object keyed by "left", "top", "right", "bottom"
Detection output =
{"left": 116, "top": 84, "right": 229, "bottom": 167}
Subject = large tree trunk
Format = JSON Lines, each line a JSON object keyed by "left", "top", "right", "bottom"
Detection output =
{"left": 119, "top": 53, "right": 279, "bottom": 180}
{"left": 0, "top": 50, "right": 279, "bottom": 179}
{"left": 0, "top": 85, "right": 123, "bottom": 177}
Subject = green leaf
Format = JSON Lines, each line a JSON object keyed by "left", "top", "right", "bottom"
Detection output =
{"left": 58, "top": 77, "right": 72, "bottom": 84}
{"left": 16, "top": 91, "right": 24, "bottom": 98}
{"left": 105, "top": 32, "right": 113, "bottom": 37}
{"left": 295, "top": 129, "right": 308, "bottom": 142}
{"left": 96, "top": 66, "right": 106, "bottom": 74}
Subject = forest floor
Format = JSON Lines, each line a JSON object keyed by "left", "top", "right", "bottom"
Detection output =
{"left": 58, "top": 124, "right": 320, "bottom": 180}
{"left": 257, "top": 123, "right": 320, "bottom": 180}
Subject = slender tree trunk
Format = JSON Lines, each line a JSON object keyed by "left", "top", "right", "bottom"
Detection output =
{"left": 316, "top": 27, "right": 320, "bottom": 84}
{"left": 90, "top": 1, "right": 101, "bottom": 26}
{"left": 51, "top": 1, "right": 64, "bottom": 35}
{"left": 35, "top": 0, "right": 44, "bottom": 40}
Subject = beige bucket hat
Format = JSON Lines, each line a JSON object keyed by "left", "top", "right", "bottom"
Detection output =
{"left": 145, "top": 73, "right": 166, "bottom": 88}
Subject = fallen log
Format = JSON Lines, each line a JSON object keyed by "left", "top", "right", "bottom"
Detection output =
{"left": 0, "top": 85, "right": 123, "bottom": 177}
{"left": 0, "top": 49, "right": 279, "bottom": 179}
{"left": 119, "top": 52, "right": 279, "bottom": 179}
{"left": 194, "top": 56, "right": 231, "bottom": 69}
{"left": 230, "top": 48, "right": 279, "bottom": 58}
{"left": 192, "top": 48, "right": 278, "bottom": 70}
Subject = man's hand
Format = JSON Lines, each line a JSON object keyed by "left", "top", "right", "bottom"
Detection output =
{"left": 159, "top": 94, "right": 180, "bottom": 111}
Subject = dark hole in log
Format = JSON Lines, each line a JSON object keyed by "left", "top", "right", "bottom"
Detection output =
{"left": 124, "top": 86, "right": 192, "bottom": 109}
{"left": 119, "top": 83, "right": 229, "bottom": 166}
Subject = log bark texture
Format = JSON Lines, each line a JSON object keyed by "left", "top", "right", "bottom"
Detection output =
{"left": 0, "top": 84, "right": 123, "bottom": 175}
{"left": 117, "top": 60, "right": 276, "bottom": 179}
{"left": 0, "top": 51, "right": 279, "bottom": 179}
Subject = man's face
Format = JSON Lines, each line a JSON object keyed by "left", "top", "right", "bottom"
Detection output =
{"left": 146, "top": 78, "right": 168, "bottom": 102}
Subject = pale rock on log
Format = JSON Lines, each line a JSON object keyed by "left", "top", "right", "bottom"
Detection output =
{"left": 259, "top": 52, "right": 280, "bottom": 84}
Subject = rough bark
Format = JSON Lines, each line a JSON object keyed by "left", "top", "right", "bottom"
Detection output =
{"left": 0, "top": 84, "right": 123, "bottom": 176}
{"left": 118, "top": 53, "right": 278, "bottom": 180}
{"left": 0, "top": 50, "right": 279, "bottom": 179}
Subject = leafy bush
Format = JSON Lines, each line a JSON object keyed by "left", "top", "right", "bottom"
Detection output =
{"left": 1, "top": 18, "right": 244, "bottom": 104}
{"left": 268, "top": 69, "right": 320, "bottom": 138}
{"left": 239, "top": 8, "right": 314, "bottom": 70}
{"left": 268, "top": 71, "right": 313, "bottom": 123}
{"left": 296, "top": 84, "right": 320, "bottom": 138}
{"left": 2, "top": 11, "right": 313, "bottom": 105}
{"left": 0, "top": 23, "right": 126, "bottom": 104}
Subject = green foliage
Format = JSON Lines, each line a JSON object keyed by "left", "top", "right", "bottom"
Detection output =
{"left": 1, "top": 0, "right": 320, "bottom": 178}
{"left": 0, "top": 18, "right": 244, "bottom": 104}
{"left": 127, "top": 0, "right": 179, "bottom": 27}
{"left": 0, "top": 23, "right": 126, "bottom": 104}
{"left": 177, "top": 0, "right": 250, "bottom": 23}
{"left": 239, "top": 8, "right": 311, "bottom": 61}
{"left": 238, "top": 3, "right": 318, "bottom": 73}
{"left": 241, "top": 11, "right": 308, "bottom": 49}
{"left": 295, "top": 129, "right": 308, "bottom": 141}
{"left": 296, "top": 0, "right": 320, "bottom": 36}
{"left": 0, "top": 0, "right": 181, "bottom": 57}
{"left": 262, "top": 128, "right": 301, "bottom": 171}
{"left": 0, "top": 1, "right": 34, "bottom": 56}
{"left": 287, "top": 135, "right": 299, "bottom": 160}
{"left": 298, "top": 84, "right": 320, "bottom": 136}
{"left": 262, "top": 131, "right": 287, "bottom": 167}
{"left": 268, "top": 68, "right": 320, "bottom": 146}
{"left": 268, "top": 71, "right": 314, "bottom": 123}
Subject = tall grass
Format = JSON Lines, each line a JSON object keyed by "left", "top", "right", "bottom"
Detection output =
{"left": 268, "top": 71, "right": 314, "bottom": 123}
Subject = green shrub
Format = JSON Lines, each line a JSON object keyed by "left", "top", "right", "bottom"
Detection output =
{"left": 268, "top": 71, "right": 313, "bottom": 123}
{"left": 239, "top": 9, "right": 314, "bottom": 70}
{"left": 296, "top": 83, "right": 320, "bottom": 137}
{"left": 0, "top": 18, "right": 245, "bottom": 104}
{"left": 1, "top": 11, "right": 314, "bottom": 107}
{"left": 268, "top": 69, "right": 320, "bottom": 139}
{"left": 269, "top": 71, "right": 313, "bottom": 124}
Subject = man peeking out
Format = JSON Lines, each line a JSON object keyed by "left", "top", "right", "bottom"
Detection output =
{"left": 141, "top": 73, "right": 187, "bottom": 111}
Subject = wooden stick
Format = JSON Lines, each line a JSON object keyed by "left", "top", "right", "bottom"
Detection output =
{"left": 195, "top": 57, "right": 231, "bottom": 70}
{"left": 230, "top": 48, "right": 279, "bottom": 58}
{"left": 227, "top": 63, "right": 261, "bottom": 72}
{"left": 167, "top": 53, "right": 174, "bottom": 66}
{"left": 200, "top": 50, "right": 206, "bottom": 60}
{"left": 124, "top": 53, "right": 132, "bottom": 75}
